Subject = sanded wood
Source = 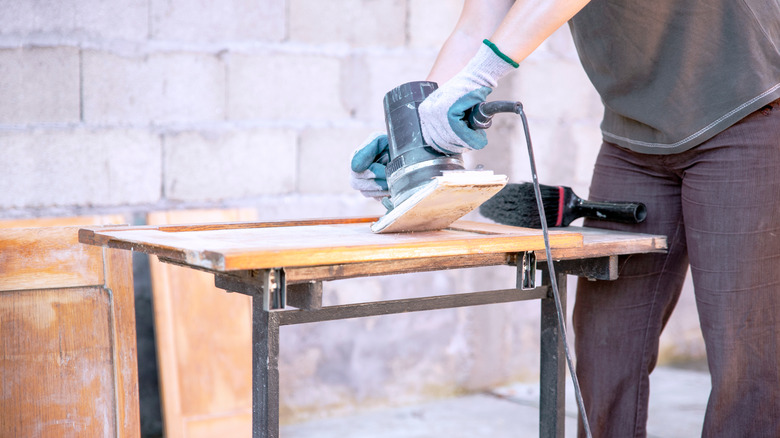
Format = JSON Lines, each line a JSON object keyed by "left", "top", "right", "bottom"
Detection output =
{"left": 282, "top": 224, "right": 666, "bottom": 282}
{"left": 0, "top": 217, "right": 140, "bottom": 438}
{"left": 371, "top": 171, "right": 507, "bottom": 233}
{"left": 148, "top": 209, "right": 256, "bottom": 438}
{"left": 549, "top": 226, "right": 667, "bottom": 259}
{"left": 0, "top": 216, "right": 125, "bottom": 292}
{"left": 81, "top": 219, "right": 584, "bottom": 272}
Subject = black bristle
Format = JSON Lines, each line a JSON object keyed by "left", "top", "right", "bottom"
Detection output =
{"left": 479, "top": 183, "right": 562, "bottom": 228}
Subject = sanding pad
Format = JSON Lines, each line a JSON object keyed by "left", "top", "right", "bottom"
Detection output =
{"left": 371, "top": 170, "right": 508, "bottom": 233}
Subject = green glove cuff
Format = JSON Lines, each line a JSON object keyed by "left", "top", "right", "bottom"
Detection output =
{"left": 482, "top": 39, "right": 519, "bottom": 68}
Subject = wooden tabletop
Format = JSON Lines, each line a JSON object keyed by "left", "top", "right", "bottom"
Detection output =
{"left": 79, "top": 218, "right": 666, "bottom": 279}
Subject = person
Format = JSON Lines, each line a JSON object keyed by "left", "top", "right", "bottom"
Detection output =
{"left": 351, "top": 0, "right": 780, "bottom": 436}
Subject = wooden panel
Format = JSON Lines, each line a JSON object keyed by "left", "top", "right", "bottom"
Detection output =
{"left": 148, "top": 209, "right": 256, "bottom": 438}
{"left": 550, "top": 226, "right": 667, "bottom": 259}
{"left": 81, "top": 219, "right": 584, "bottom": 271}
{"left": 0, "top": 216, "right": 125, "bottom": 292}
{"left": 0, "top": 218, "right": 139, "bottom": 438}
{"left": 0, "top": 215, "right": 125, "bottom": 229}
{"left": 0, "top": 227, "right": 105, "bottom": 291}
{"left": 185, "top": 413, "right": 253, "bottom": 438}
{"left": 1, "top": 288, "right": 117, "bottom": 437}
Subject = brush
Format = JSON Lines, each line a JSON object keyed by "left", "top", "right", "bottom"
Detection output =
{"left": 479, "top": 182, "right": 647, "bottom": 228}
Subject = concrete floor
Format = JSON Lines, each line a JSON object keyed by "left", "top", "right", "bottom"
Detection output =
{"left": 281, "top": 367, "right": 710, "bottom": 438}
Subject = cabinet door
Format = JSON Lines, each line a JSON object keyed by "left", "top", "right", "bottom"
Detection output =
{"left": 0, "top": 218, "right": 139, "bottom": 438}
{"left": 148, "top": 210, "right": 256, "bottom": 438}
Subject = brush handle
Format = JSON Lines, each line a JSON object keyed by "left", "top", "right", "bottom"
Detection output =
{"left": 571, "top": 200, "right": 647, "bottom": 224}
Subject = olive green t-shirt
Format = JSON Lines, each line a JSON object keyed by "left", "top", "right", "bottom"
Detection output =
{"left": 569, "top": 0, "right": 780, "bottom": 154}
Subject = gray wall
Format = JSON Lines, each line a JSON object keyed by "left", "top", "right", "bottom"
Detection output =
{"left": 0, "top": 0, "right": 705, "bottom": 429}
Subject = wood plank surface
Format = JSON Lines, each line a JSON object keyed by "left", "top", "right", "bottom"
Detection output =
{"left": 283, "top": 227, "right": 666, "bottom": 282}
{"left": 371, "top": 171, "right": 506, "bottom": 233}
{"left": 0, "top": 216, "right": 125, "bottom": 292}
{"left": 81, "top": 219, "right": 584, "bottom": 271}
{"left": 550, "top": 226, "right": 667, "bottom": 259}
{"left": 0, "top": 217, "right": 140, "bottom": 438}
{"left": 147, "top": 209, "right": 256, "bottom": 438}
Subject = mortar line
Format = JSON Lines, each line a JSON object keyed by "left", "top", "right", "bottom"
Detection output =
{"left": 159, "top": 134, "right": 166, "bottom": 200}
{"left": 79, "top": 48, "right": 84, "bottom": 122}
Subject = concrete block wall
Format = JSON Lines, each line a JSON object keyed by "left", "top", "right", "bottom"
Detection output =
{"left": 0, "top": 0, "right": 705, "bottom": 429}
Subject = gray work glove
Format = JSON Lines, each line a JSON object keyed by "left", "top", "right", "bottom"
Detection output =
{"left": 350, "top": 132, "right": 390, "bottom": 200}
{"left": 418, "top": 40, "right": 518, "bottom": 154}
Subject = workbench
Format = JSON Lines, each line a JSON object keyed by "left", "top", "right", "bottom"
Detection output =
{"left": 79, "top": 217, "right": 666, "bottom": 438}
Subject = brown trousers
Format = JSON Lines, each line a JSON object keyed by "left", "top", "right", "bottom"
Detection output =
{"left": 574, "top": 100, "right": 780, "bottom": 438}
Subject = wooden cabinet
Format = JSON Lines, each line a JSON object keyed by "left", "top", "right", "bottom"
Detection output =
{"left": 0, "top": 218, "right": 140, "bottom": 437}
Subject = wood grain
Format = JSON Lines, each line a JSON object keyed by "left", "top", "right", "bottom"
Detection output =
{"left": 0, "top": 216, "right": 125, "bottom": 292}
{"left": 147, "top": 209, "right": 256, "bottom": 438}
{"left": 0, "top": 217, "right": 139, "bottom": 438}
{"left": 0, "top": 227, "right": 105, "bottom": 291}
{"left": 82, "top": 219, "right": 584, "bottom": 272}
{"left": 371, "top": 172, "right": 506, "bottom": 233}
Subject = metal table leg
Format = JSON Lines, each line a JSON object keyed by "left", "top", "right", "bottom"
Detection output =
{"left": 252, "top": 301, "right": 280, "bottom": 438}
{"left": 214, "top": 270, "right": 284, "bottom": 438}
{"left": 539, "top": 269, "right": 567, "bottom": 438}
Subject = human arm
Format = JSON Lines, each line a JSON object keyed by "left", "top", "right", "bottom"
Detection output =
{"left": 349, "top": 0, "right": 592, "bottom": 198}
{"left": 429, "top": 0, "right": 591, "bottom": 82}
{"left": 420, "top": 0, "right": 592, "bottom": 153}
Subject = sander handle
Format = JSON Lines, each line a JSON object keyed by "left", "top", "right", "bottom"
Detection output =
{"left": 467, "top": 100, "right": 523, "bottom": 130}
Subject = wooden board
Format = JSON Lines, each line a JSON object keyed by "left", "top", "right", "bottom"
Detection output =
{"left": 80, "top": 218, "right": 584, "bottom": 272}
{"left": 551, "top": 226, "right": 667, "bottom": 259}
{"left": 0, "top": 216, "right": 125, "bottom": 291}
{"left": 371, "top": 171, "right": 507, "bottom": 233}
{"left": 0, "top": 217, "right": 139, "bottom": 438}
{"left": 147, "top": 209, "right": 256, "bottom": 438}
{"left": 282, "top": 224, "right": 667, "bottom": 283}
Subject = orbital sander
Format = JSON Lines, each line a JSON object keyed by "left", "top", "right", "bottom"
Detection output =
{"left": 371, "top": 81, "right": 520, "bottom": 233}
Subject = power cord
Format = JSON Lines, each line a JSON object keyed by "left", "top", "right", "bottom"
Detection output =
{"left": 516, "top": 103, "right": 593, "bottom": 438}
{"left": 469, "top": 100, "right": 593, "bottom": 437}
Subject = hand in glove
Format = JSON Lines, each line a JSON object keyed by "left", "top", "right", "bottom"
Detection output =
{"left": 350, "top": 132, "right": 390, "bottom": 200}
{"left": 419, "top": 40, "right": 518, "bottom": 154}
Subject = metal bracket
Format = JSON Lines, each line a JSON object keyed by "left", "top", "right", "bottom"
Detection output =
{"left": 518, "top": 251, "right": 537, "bottom": 290}
{"left": 264, "top": 268, "right": 286, "bottom": 311}
{"left": 214, "top": 268, "right": 287, "bottom": 311}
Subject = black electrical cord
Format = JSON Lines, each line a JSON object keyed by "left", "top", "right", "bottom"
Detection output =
{"left": 469, "top": 101, "right": 593, "bottom": 438}
{"left": 516, "top": 103, "right": 593, "bottom": 438}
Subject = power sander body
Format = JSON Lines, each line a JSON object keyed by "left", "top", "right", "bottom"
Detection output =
{"left": 382, "top": 81, "right": 465, "bottom": 210}
{"left": 381, "top": 81, "right": 520, "bottom": 212}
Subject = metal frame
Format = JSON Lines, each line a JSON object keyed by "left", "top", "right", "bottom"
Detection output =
{"left": 211, "top": 253, "right": 617, "bottom": 438}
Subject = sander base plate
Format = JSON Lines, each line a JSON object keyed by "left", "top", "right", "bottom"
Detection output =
{"left": 371, "top": 171, "right": 508, "bottom": 234}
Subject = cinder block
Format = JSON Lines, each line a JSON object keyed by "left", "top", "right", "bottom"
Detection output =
{"left": 298, "top": 127, "right": 376, "bottom": 194}
{"left": 0, "top": 0, "right": 148, "bottom": 41}
{"left": 252, "top": 194, "right": 386, "bottom": 222}
{"left": 150, "top": 0, "right": 284, "bottom": 42}
{"left": 0, "top": 128, "right": 161, "bottom": 208}
{"left": 514, "top": 57, "right": 602, "bottom": 123}
{"left": 227, "top": 53, "right": 349, "bottom": 121}
{"left": 289, "top": 0, "right": 406, "bottom": 47}
{"left": 82, "top": 50, "right": 226, "bottom": 125}
{"left": 407, "top": 0, "right": 464, "bottom": 48}
{"left": 0, "top": 47, "right": 80, "bottom": 125}
{"left": 345, "top": 52, "right": 437, "bottom": 124}
{"left": 163, "top": 128, "right": 297, "bottom": 201}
